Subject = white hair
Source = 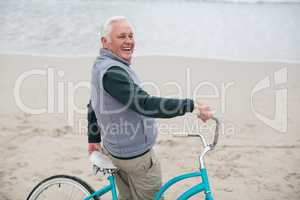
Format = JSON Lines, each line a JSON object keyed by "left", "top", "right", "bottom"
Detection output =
{"left": 100, "top": 16, "right": 129, "bottom": 42}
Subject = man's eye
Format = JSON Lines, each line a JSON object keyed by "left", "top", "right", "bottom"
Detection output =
{"left": 118, "top": 35, "right": 126, "bottom": 39}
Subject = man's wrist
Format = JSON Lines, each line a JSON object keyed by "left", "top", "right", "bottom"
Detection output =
{"left": 88, "top": 143, "right": 102, "bottom": 154}
{"left": 192, "top": 99, "right": 199, "bottom": 115}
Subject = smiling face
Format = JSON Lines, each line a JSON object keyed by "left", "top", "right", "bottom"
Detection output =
{"left": 102, "top": 20, "right": 135, "bottom": 63}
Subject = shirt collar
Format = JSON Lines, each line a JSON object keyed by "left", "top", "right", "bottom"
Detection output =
{"left": 99, "top": 48, "right": 131, "bottom": 66}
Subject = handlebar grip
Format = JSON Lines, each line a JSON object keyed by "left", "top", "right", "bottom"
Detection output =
{"left": 210, "top": 116, "right": 219, "bottom": 148}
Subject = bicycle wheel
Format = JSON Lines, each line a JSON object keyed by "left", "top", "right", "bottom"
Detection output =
{"left": 26, "top": 175, "right": 99, "bottom": 200}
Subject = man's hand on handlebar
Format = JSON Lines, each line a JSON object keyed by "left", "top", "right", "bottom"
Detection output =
{"left": 194, "top": 100, "right": 213, "bottom": 123}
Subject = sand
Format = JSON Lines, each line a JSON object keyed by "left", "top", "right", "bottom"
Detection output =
{"left": 0, "top": 54, "right": 299, "bottom": 200}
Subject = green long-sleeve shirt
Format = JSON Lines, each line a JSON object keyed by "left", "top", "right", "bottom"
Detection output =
{"left": 88, "top": 66, "right": 194, "bottom": 143}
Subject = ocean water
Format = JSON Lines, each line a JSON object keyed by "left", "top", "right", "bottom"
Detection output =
{"left": 0, "top": 0, "right": 299, "bottom": 62}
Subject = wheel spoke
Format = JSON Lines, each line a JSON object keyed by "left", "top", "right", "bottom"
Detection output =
{"left": 68, "top": 184, "right": 75, "bottom": 200}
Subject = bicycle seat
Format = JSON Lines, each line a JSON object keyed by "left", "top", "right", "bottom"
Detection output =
{"left": 89, "top": 151, "right": 117, "bottom": 171}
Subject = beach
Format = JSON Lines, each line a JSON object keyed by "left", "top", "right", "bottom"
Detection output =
{"left": 0, "top": 54, "right": 299, "bottom": 199}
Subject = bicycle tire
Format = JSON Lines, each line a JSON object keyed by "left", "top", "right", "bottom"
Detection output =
{"left": 26, "top": 174, "right": 99, "bottom": 200}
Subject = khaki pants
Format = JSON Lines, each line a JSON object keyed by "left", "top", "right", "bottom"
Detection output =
{"left": 103, "top": 148, "right": 163, "bottom": 200}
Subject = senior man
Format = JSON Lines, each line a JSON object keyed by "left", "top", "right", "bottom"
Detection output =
{"left": 89, "top": 16, "right": 212, "bottom": 200}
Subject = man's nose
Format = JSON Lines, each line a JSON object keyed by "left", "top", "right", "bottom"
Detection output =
{"left": 125, "top": 36, "right": 134, "bottom": 43}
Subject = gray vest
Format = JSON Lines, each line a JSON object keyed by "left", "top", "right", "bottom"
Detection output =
{"left": 91, "top": 49, "right": 158, "bottom": 158}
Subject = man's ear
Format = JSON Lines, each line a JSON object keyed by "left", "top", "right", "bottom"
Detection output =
{"left": 101, "top": 37, "right": 107, "bottom": 48}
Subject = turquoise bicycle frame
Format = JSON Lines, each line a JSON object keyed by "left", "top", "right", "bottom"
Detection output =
{"left": 84, "top": 167, "right": 213, "bottom": 200}
{"left": 154, "top": 168, "right": 213, "bottom": 200}
{"left": 84, "top": 175, "right": 118, "bottom": 200}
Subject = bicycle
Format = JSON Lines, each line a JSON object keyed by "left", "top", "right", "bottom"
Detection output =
{"left": 26, "top": 117, "right": 219, "bottom": 200}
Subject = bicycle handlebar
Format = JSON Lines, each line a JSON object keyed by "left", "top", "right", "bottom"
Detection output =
{"left": 210, "top": 116, "right": 219, "bottom": 149}
{"left": 186, "top": 116, "right": 220, "bottom": 149}
{"left": 180, "top": 117, "right": 220, "bottom": 169}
